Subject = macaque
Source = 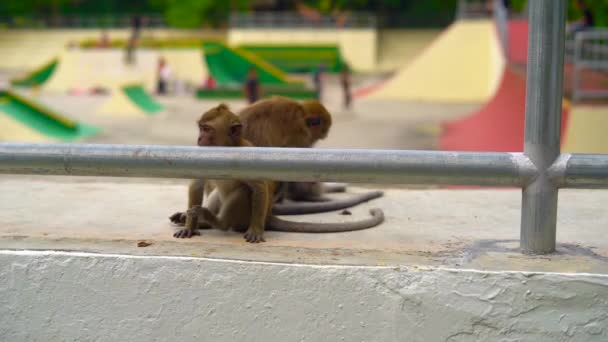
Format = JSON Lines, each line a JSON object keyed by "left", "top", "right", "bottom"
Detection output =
{"left": 238, "top": 96, "right": 384, "bottom": 212}
{"left": 169, "top": 104, "right": 384, "bottom": 243}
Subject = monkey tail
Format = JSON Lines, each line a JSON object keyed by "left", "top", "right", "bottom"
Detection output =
{"left": 271, "top": 190, "right": 383, "bottom": 215}
{"left": 267, "top": 208, "right": 384, "bottom": 233}
{"left": 323, "top": 182, "right": 347, "bottom": 193}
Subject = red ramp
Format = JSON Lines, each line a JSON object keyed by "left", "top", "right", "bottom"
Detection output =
{"left": 508, "top": 19, "right": 529, "bottom": 65}
{"left": 440, "top": 68, "right": 570, "bottom": 152}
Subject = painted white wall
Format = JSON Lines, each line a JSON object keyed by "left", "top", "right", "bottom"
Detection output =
{"left": 1, "top": 250, "right": 607, "bottom": 342}
{"left": 228, "top": 28, "right": 378, "bottom": 72}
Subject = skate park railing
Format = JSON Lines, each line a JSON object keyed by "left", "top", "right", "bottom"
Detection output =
{"left": 0, "top": 1, "right": 597, "bottom": 256}
{"left": 229, "top": 12, "right": 376, "bottom": 29}
{"left": 571, "top": 29, "right": 608, "bottom": 101}
{"left": 0, "top": 14, "right": 165, "bottom": 28}
{"left": 492, "top": 0, "right": 509, "bottom": 59}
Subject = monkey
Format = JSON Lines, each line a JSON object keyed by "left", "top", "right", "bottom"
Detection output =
{"left": 169, "top": 104, "right": 384, "bottom": 243}
{"left": 237, "top": 96, "right": 384, "bottom": 212}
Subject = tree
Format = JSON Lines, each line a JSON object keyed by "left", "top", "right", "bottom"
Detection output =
{"left": 154, "top": 0, "right": 249, "bottom": 28}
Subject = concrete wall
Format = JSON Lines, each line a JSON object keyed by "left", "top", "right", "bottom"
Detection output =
{"left": 1, "top": 250, "right": 607, "bottom": 342}
{"left": 228, "top": 28, "right": 377, "bottom": 72}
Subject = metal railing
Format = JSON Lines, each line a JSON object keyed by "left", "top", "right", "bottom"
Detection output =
{"left": 457, "top": 0, "right": 492, "bottom": 19}
{"left": 571, "top": 29, "right": 608, "bottom": 101}
{"left": 229, "top": 12, "right": 376, "bottom": 29}
{"left": 492, "top": 0, "right": 510, "bottom": 59}
{"left": 0, "top": 0, "right": 590, "bottom": 255}
{"left": 0, "top": 14, "right": 165, "bottom": 29}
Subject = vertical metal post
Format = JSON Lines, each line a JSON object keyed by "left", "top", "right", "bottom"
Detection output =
{"left": 521, "top": 0, "right": 567, "bottom": 254}
{"left": 572, "top": 33, "right": 582, "bottom": 102}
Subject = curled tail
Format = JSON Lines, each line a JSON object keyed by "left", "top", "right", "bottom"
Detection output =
{"left": 267, "top": 208, "right": 384, "bottom": 233}
{"left": 323, "top": 182, "right": 347, "bottom": 193}
{"left": 272, "top": 190, "right": 383, "bottom": 215}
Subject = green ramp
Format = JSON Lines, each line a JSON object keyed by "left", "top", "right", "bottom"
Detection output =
{"left": 202, "top": 41, "right": 296, "bottom": 87}
{"left": 0, "top": 90, "right": 99, "bottom": 141}
{"left": 11, "top": 59, "right": 59, "bottom": 87}
{"left": 123, "top": 85, "right": 164, "bottom": 114}
{"left": 239, "top": 45, "right": 345, "bottom": 73}
{"left": 196, "top": 84, "right": 316, "bottom": 100}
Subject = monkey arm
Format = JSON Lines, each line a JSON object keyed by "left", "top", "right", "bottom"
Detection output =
{"left": 184, "top": 179, "right": 205, "bottom": 230}
{"left": 243, "top": 180, "right": 269, "bottom": 243}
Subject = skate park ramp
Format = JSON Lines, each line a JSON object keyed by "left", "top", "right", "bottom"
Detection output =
{"left": 158, "top": 49, "right": 208, "bottom": 87}
{"left": 563, "top": 106, "right": 608, "bottom": 153}
{"left": 239, "top": 44, "right": 346, "bottom": 73}
{"left": 98, "top": 84, "right": 163, "bottom": 116}
{"left": 11, "top": 59, "right": 59, "bottom": 87}
{"left": 376, "top": 29, "right": 442, "bottom": 72}
{"left": 0, "top": 90, "right": 98, "bottom": 142}
{"left": 507, "top": 19, "right": 529, "bottom": 65}
{"left": 440, "top": 68, "right": 570, "bottom": 152}
{"left": 202, "top": 41, "right": 293, "bottom": 87}
{"left": 41, "top": 49, "right": 158, "bottom": 93}
{"left": 14, "top": 48, "right": 208, "bottom": 91}
{"left": 365, "top": 20, "right": 505, "bottom": 103}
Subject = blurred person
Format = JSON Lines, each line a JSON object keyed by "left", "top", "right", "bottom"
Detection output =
{"left": 340, "top": 64, "right": 352, "bottom": 109}
{"left": 97, "top": 31, "right": 110, "bottom": 48}
{"left": 132, "top": 15, "right": 143, "bottom": 40}
{"left": 243, "top": 67, "right": 261, "bottom": 104}
{"left": 569, "top": 0, "right": 595, "bottom": 35}
{"left": 204, "top": 75, "right": 217, "bottom": 89}
{"left": 157, "top": 57, "right": 172, "bottom": 95}
{"left": 312, "top": 64, "right": 325, "bottom": 101}
{"left": 125, "top": 36, "right": 138, "bottom": 65}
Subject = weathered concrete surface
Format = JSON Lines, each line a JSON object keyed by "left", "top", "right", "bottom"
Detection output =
{"left": 1, "top": 177, "right": 608, "bottom": 273}
{"left": 1, "top": 250, "right": 607, "bottom": 342}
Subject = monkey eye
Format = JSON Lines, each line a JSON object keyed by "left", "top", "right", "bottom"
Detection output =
{"left": 306, "top": 117, "right": 322, "bottom": 127}
{"left": 200, "top": 124, "right": 213, "bottom": 133}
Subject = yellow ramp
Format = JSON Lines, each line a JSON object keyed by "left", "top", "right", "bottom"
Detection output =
{"left": 159, "top": 49, "right": 208, "bottom": 87}
{"left": 97, "top": 85, "right": 148, "bottom": 117}
{"left": 0, "top": 114, "right": 50, "bottom": 142}
{"left": 563, "top": 106, "right": 608, "bottom": 153}
{"left": 368, "top": 20, "right": 505, "bottom": 103}
{"left": 44, "top": 49, "right": 158, "bottom": 93}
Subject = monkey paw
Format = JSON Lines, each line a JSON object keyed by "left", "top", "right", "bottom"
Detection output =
{"left": 173, "top": 228, "right": 200, "bottom": 239}
{"left": 186, "top": 206, "right": 205, "bottom": 217}
{"left": 244, "top": 228, "right": 266, "bottom": 243}
{"left": 169, "top": 212, "right": 186, "bottom": 226}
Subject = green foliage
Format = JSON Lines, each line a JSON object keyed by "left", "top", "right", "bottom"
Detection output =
{"left": 568, "top": 0, "right": 608, "bottom": 27}
{"left": 156, "top": 0, "right": 249, "bottom": 28}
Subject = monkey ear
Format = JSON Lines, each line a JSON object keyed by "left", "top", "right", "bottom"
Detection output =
{"left": 230, "top": 123, "right": 242, "bottom": 140}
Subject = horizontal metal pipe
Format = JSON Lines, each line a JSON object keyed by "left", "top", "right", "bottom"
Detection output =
{"left": 554, "top": 154, "right": 608, "bottom": 188}
{"left": 0, "top": 143, "right": 536, "bottom": 186}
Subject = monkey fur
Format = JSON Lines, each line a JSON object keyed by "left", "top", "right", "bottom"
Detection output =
{"left": 169, "top": 104, "right": 384, "bottom": 243}
{"left": 238, "top": 96, "right": 384, "bottom": 213}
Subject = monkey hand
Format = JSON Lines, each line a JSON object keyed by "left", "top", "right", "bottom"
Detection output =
{"left": 173, "top": 228, "right": 200, "bottom": 239}
{"left": 244, "top": 226, "right": 265, "bottom": 243}
{"left": 186, "top": 206, "right": 205, "bottom": 217}
{"left": 169, "top": 211, "right": 186, "bottom": 226}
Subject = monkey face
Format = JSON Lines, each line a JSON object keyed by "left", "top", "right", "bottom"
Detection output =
{"left": 197, "top": 104, "right": 243, "bottom": 147}
{"left": 306, "top": 116, "right": 324, "bottom": 142}
{"left": 197, "top": 120, "right": 242, "bottom": 147}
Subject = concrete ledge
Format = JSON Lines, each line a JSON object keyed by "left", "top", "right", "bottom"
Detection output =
{"left": 1, "top": 250, "right": 607, "bottom": 341}
{"left": 1, "top": 177, "right": 608, "bottom": 273}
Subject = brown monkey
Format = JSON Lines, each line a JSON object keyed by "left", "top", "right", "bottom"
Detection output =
{"left": 238, "top": 96, "right": 383, "bottom": 211}
{"left": 169, "top": 104, "right": 384, "bottom": 243}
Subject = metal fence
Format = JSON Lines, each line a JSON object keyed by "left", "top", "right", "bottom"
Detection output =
{"left": 492, "top": 0, "right": 510, "bottom": 59}
{"left": 0, "top": 14, "right": 165, "bottom": 29}
{"left": 0, "top": 0, "right": 594, "bottom": 255}
{"left": 457, "top": 0, "right": 493, "bottom": 19}
{"left": 570, "top": 29, "right": 608, "bottom": 101}
{"left": 229, "top": 12, "right": 376, "bottom": 29}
